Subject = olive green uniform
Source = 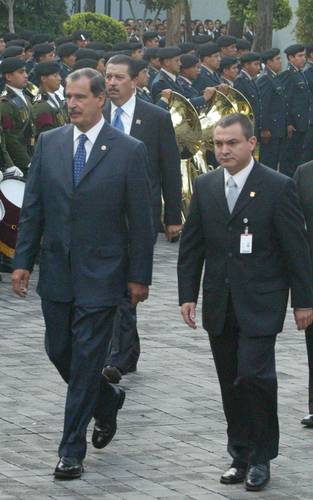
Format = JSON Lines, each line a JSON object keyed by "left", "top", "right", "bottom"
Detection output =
{"left": 32, "top": 91, "right": 68, "bottom": 138}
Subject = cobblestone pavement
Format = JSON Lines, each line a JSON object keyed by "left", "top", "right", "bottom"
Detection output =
{"left": 0, "top": 236, "right": 312, "bottom": 500}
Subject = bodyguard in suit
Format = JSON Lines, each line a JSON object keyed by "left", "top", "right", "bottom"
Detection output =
{"left": 280, "top": 44, "right": 312, "bottom": 177}
{"left": 12, "top": 68, "right": 155, "bottom": 479}
{"left": 256, "top": 49, "right": 287, "bottom": 170}
{"left": 104, "top": 54, "right": 181, "bottom": 379}
{"left": 178, "top": 113, "right": 313, "bottom": 491}
{"left": 302, "top": 43, "right": 313, "bottom": 164}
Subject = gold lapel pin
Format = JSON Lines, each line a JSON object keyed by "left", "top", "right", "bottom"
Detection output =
{"left": 136, "top": 119, "right": 142, "bottom": 125}
{"left": 101, "top": 145, "right": 107, "bottom": 151}
{"left": 250, "top": 191, "right": 256, "bottom": 198}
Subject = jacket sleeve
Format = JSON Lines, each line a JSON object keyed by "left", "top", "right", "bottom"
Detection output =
{"left": 257, "top": 76, "right": 272, "bottom": 130}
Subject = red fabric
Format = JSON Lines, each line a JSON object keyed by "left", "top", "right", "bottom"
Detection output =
{"left": 36, "top": 112, "right": 54, "bottom": 129}
{"left": 2, "top": 115, "right": 14, "bottom": 130}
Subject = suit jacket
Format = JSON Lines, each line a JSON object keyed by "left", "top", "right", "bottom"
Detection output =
{"left": 104, "top": 97, "right": 182, "bottom": 230}
{"left": 256, "top": 69, "right": 287, "bottom": 138}
{"left": 280, "top": 64, "right": 312, "bottom": 132}
{"left": 234, "top": 71, "right": 261, "bottom": 134}
{"left": 294, "top": 161, "right": 313, "bottom": 258}
{"left": 192, "top": 66, "right": 221, "bottom": 93}
{"left": 14, "top": 122, "right": 155, "bottom": 306}
{"left": 178, "top": 162, "right": 313, "bottom": 337}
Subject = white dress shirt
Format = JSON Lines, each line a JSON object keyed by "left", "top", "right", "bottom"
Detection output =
{"left": 224, "top": 157, "right": 255, "bottom": 197}
{"left": 73, "top": 115, "right": 105, "bottom": 162}
{"left": 47, "top": 92, "right": 60, "bottom": 109}
{"left": 7, "top": 85, "right": 28, "bottom": 105}
{"left": 110, "top": 93, "right": 136, "bottom": 136}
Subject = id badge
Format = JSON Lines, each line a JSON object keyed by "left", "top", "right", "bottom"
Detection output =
{"left": 240, "top": 233, "right": 253, "bottom": 254}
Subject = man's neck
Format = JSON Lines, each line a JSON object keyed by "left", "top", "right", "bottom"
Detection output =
{"left": 75, "top": 115, "right": 103, "bottom": 133}
{"left": 224, "top": 157, "right": 254, "bottom": 176}
{"left": 111, "top": 92, "right": 135, "bottom": 107}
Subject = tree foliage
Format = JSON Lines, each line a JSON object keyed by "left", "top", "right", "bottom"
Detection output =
{"left": 64, "top": 13, "right": 127, "bottom": 44}
{"left": 296, "top": 0, "right": 313, "bottom": 43}
{"left": 227, "top": 0, "right": 292, "bottom": 31}
{"left": 140, "top": 0, "right": 178, "bottom": 11}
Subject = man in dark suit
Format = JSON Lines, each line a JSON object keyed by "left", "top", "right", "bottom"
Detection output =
{"left": 178, "top": 113, "right": 313, "bottom": 491}
{"left": 294, "top": 161, "right": 313, "bottom": 428}
{"left": 103, "top": 54, "right": 181, "bottom": 379}
{"left": 12, "top": 68, "right": 155, "bottom": 479}
{"left": 256, "top": 48, "right": 287, "bottom": 170}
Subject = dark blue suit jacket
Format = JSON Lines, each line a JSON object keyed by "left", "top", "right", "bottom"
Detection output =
{"left": 192, "top": 66, "right": 221, "bottom": 93}
{"left": 280, "top": 64, "right": 312, "bottom": 132}
{"left": 256, "top": 69, "right": 287, "bottom": 138}
{"left": 14, "top": 122, "right": 155, "bottom": 306}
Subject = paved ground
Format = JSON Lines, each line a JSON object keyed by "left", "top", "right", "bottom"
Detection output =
{"left": 0, "top": 236, "right": 312, "bottom": 500}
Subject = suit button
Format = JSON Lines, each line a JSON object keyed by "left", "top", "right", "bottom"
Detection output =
{"left": 228, "top": 252, "right": 233, "bottom": 257}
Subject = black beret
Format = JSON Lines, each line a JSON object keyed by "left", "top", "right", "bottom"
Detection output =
{"left": 75, "top": 48, "right": 100, "bottom": 61}
{"left": 72, "top": 58, "right": 98, "bottom": 71}
{"left": 18, "top": 30, "right": 35, "bottom": 42}
{"left": 217, "top": 35, "right": 237, "bottom": 48}
{"left": 142, "top": 31, "right": 159, "bottom": 42}
{"left": 55, "top": 36, "right": 73, "bottom": 47}
{"left": 179, "top": 42, "right": 197, "bottom": 54}
{"left": 34, "top": 60, "right": 61, "bottom": 77}
{"left": 236, "top": 38, "right": 251, "bottom": 50}
{"left": 158, "top": 46, "right": 181, "bottom": 60}
{"left": 143, "top": 48, "right": 160, "bottom": 60}
{"left": 133, "top": 59, "right": 148, "bottom": 74}
{"left": 0, "top": 56, "right": 25, "bottom": 74}
{"left": 87, "top": 41, "right": 107, "bottom": 50}
{"left": 192, "top": 34, "right": 212, "bottom": 45}
{"left": 33, "top": 43, "right": 54, "bottom": 57}
{"left": 6, "top": 39, "right": 28, "bottom": 48}
{"left": 113, "top": 41, "right": 131, "bottom": 51}
{"left": 57, "top": 43, "right": 78, "bottom": 58}
{"left": 285, "top": 44, "right": 305, "bottom": 56}
{"left": 262, "top": 48, "right": 280, "bottom": 63}
{"left": 2, "top": 46, "right": 24, "bottom": 59}
{"left": 306, "top": 43, "right": 313, "bottom": 55}
{"left": 180, "top": 53, "right": 200, "bottom": 69}
{"left": 31, "top": 33, "right": 53, "bottom": 46}
{"left": 72, "top": 31, "right": 91, "bottom": 42}
{"left": 3, "top": 33, "right": 19, "bottom": 43}
{"left": 240, "top": 51, "right": 261, "bottom": 64}
{"left": 198, "top": 43, "right": 219, "bottom": 58}
{"left": 220, "top": 56, "right": 239, "bottom": 71}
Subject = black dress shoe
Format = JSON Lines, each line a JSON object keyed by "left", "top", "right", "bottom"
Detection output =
{"left": 122, "top": 363, "right": 137, "bottom": 375}
{"left": 54, "top": 457, "right": 83, "bottom": 480}
{"left": 301, "top": 414, "right": 313, "bottom": 427}
{"left": 92, "top": 386, "right": 125, "bottom": 449}
{"left": 245, "top": 462, "right": 270, "bottom": 491}
{"left": 102, "top": 366, "right": 122, "bottom": 384}
{"left": 220, "top": 466, "right": 247, "bottom": 484}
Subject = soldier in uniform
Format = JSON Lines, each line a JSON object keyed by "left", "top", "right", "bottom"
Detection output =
{"left": 142, "top": 31, "right": 159, "bottom": 51}
{"left": 236, "top": 38, "right": 251, "bottom": 57}
{"left": 143, "top": 48, "right": 161, "bottom": 90}
{"left": 234, "top": 52, "right": 262, "bottom": 139}
{"left": 28, "top": 43, "right": 55, "bottom": 86}
{"left": 256, "top": 48, "right": 287, "bottom": 170}
{"left": 0, "top": 57, "right": 35, "bottom": 175}
{"left": 151, "top": 47, "right": 183, "bottom": 102}
{"left": 72, "top": 30, "right": 90, "bottom": 48}
{"left": 220, "top": 56, "right": 239, "bottom": 86}
{"left": 57, "top": 43, "right": 78, "bottom": 85}
{"left": 192, "top": 43, "right": 222, "bottom": 92}
{"left": 217, "top": 35, "right": 238, "bottom": 57}
{"left": 280, "top": 44, "right": 312, "bottom": 176}
{"left": 75, "top": 48, "right": 106, "bottom": 76}
{"left": 177, "top": 54, "right": 216, "bottom": 109}
{"left": 32, "top": 61, "right": 68, "bottom": 138}
{"left": 134, "top": 59, "right": 153, "bottom": 103}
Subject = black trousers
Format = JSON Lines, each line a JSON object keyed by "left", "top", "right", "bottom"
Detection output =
{"left": 208, "top": 299, "right": 279, "bottom": 466}
{"left": 305, "top": 323, "right": 313, "bottom": 414}
{"left": 301, "top": 125, "right": 313, "bottom": 164}
{"left": 260, "top": 137, "right": 283, "bottom": 170}
{"left": 41, "top": 300, "right": 117, "bottom": 460}
{"left": 280, "top": 130, "right": 306, "bottom": 177}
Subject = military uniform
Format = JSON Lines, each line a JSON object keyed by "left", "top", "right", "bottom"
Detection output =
{"left": 148, "top": 65, "right": 159, "bottom": 90}
{"left": 59, "top": 62, "right": 71, "bottom": 85}
{"left": 136, "top": 87, "right": 153, "bottom": 104}
{"left": 151, "top": 69, "right": 185, "bottom": 102}
{"left": 234, "top": 69, "right": 262, "bottom": 138}
{"left": 0, "top": 121, "right": 14, "bottom": 170}
{"left": 257, "top": 68, "right": 287, "bottom": 170}
{"left": 177, "top": 75, "right": 206, "bottom": 109}
{"left": 32, "top": 91, "right": 68, "bottom": 138}
{"left": 192, "top": 65, "right": 221, "bottom": 93}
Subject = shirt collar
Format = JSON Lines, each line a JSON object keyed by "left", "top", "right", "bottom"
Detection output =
{"left": 224, "top": 157, "right": 255, "bottom": 190}
{"left": 7, "top": 85, "right": 25, "bottom": 97}
{"left": 73, "top": 115, "right": 105, "bottom": 145}
{"left": 161, "top": 68, "right": 177, "bottom": 82}
{"left": 202, "top": 64, "right": 214, "bottom": 74}
{"left": 179, "top": 75, "right": 192, "bottom": 85}
{"left": 111, "top": 92, "right": 136, "bottom": 118}
{"left": 241, "top": 69, "right": 253, "bottom": 80}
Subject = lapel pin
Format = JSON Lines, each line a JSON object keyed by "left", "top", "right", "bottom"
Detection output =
{"left": 136, "top": 119, "right": 142, "bottom": 125}
{"left": 250, "top": 191, "right": 256, "bottom": 198}
{"left": 101, "top": 145, "right": 107, "bottom": 151}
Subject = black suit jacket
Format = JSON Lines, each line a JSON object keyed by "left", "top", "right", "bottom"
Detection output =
{"left": 178, "top": 162, "right": 313, "bottom": 337}
{"left": 294, "top": 161, "right": 313, "bottom": 258}
{"left": 14, "top": 122, "right": 155, "bottom": 306}
{"left": 104, "top": 97, "right": 182, "bottom": 230}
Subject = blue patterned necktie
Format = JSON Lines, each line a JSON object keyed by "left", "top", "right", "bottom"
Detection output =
{"left": 112, "top": 107, "right": 124, "bottom": 132}
{"left": 73, "top": 133, "right": 88, "bottom": 186}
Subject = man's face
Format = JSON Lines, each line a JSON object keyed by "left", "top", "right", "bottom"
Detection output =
{"left": 39, "top": 50, "right": 55, "bottom": 62}
{"left": 183, "top": 63, "right": 200, "bottom": 81}
{"left": 64, "top": 53, "right": 77, "bottom": 68}
{"left": 66, "top": 76, "right": 105, "bottom": 132}
{"left": 214, "top": 123, "right": 256, "bottom": 174}
{"left": 204, "top": 52, "right": 220, "bottom": 71}
{"left": 6, "top": 68, "right": 28, "bottom": 88}
{"left": 105, "top": 63, "right": 136, "bottom": 105}
{"left": 289, "top": 51, "right": 306, "bottom": 69}
{"left": 267, "top": 55, "right": 282, "bottom": 73}
{"left": 146, "top": 37, "right": 159, "bottom": 48}
{"left": 150, "top": 56, "right": 161, "bottom": 70}
{"left": 132, "top": 48, "right": 143, "bottom": 60}
{"left": 25, "top": 48, "right": 33, "bottom": 60}
{"left": 0, "top": 38, "right": 5, "bottom": 54}
{"left": 223, "top": 63, "right": 239, "bottom": 81}
{"left": 207, "top": 21, "right": 214, "bottom": 31}
{"left": 96, "top": 58, "right": 106, "bottom": 75}
{"left": 244, "top": 60, "right": 260, "bottom": 77}
{"left": 163, "top": 56, "right": 181, "bottom": 75}
{"left": 136, "top": 68, "right": 149, "bottom": 88}
{"left": 222, "top": 44, "right": 237, "bottom": 57}
{"left": 76, "top": 39, "right": 89, "bottom": 48}
{"left": 42, "top": 72, "right": 61, "bottom": 92}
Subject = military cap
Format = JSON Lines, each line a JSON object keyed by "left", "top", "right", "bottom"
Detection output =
{"left": 57, "top": 42, "right": 78, "bottom": 58}
{"left": 158, "top": 46, "right": 181, "bottom": 60}
{"left": 2, "top": 46, "right": 24, "bottom": 59}
{"left": 236, "top": 38, "right": 251, "bottom": 51}
{"left": 72, "top": 58, "right": 98, "bottom": 71}
{"left": 179, "top": 42, "right": 197, "bottom": 54}
{"left": 33, "top": 43, "right": 54, "bottom": 58}
{"left": 142, "top": 31, "right": 159, "bottom": 42}
{"left": 192, "top": 34, "right": 212, "bottom": 45}
{"left": 129, "top": 41, "right": 143, "bottom": 50}
{"left": 113, "top": 41, "right": 131, "bottom": 51}
{"left": 55, "top": 36, "right": 73, "bottom": 47}
{"left": 6, "top": 39, "right": 28, "bottom": 48}
{"left": 262, "top": 48, "right": 280, "bottom": 63}
{"left": 75, "top": 48, "right": 100, "bottom": 61}
{"left": 19, "top": 30, "right": 35, "bottom": 42}
{"left": 198, "top": 43, "right": 219, "bottom": 58}
{"left": 3, "top": 32, "right": 19, "bottom": 43}
{"left": 217, "top": 35, "right": 237, "bottom": 48}
{"left": 34, "top": 60, "right": 61, "bottom": 77}
{"left": 88, "top": 41, "right": 107, "bottom": 51}
{"left": 143, "top": 48, "right": 160, "bottom": 60}
{"left": 240, "top": 51, "right": 261, "bottom": 64}
{"left": 72, "top": 30, "right": 90, "bottom": 42}
{"left": 180, "top": 54, "right": 200, "bottom": 69}
{"left": 285, "top": 44, "right": 305, "bottom": 56}
{"left": 306, "top": 43, "right": 313, "bottom": 56}
{"left": 31, "top": 33, "right": 53, "bottom": 45}
{"left": 220, "top": 56, "right": 238, "bottom": 71}
{"left": 133, "top": 59, "right": 148, "bottom": 75}
{"left": 0, "top": 56, "right": 25, "bottom": 74}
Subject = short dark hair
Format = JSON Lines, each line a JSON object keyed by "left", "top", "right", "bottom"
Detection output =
{"left": 65, "top": 68, "right": 105, "bottom": 96}
{"left": 106, "top": 54, "right": 138, "bottom": 78}
{"left": 215, "top": 113, "right": 254, "bottom": 140}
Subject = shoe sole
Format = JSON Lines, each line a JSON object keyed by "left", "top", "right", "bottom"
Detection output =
{"left": 245, "top": 477, "right": 270, "bottom": 491}
{"left": 220, "top": 477, "right": 245, "bottom": 484}
{"left": 92, "top": 390, "right": 125, "bottom": 449}
{"left": 54, "top": 468, "right": 83, "bottom": 480}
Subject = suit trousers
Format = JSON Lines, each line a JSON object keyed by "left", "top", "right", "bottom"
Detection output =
{"left": 305, "top": 323, "right": 313, "bottom": 414}
{"left": 280, "top": 130, "right": 306, "bottom": 177}
{"left": 41, "top": 300, "right": 118, "bottom": 460}
{"left": 301, "top": 125, "right": 313, "bottom": 164}
{"left": 260, "top": 137, "right": 283, "bottom": 170}
{"left": 208, "top": 298, "right": 279, "bottom": 466}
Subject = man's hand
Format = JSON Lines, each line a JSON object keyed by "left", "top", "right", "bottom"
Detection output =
{"left": 161, "top": 89, "right": 173, "bottom": 102}
{"left": 181, "top": 302, "right": 197, "bottom": 329}
{"left": 261, "top": 129, "right": 271, "bottom": 144}
{"left": 203, "top": 86, "right": 216, "bottom": 101}
{"left": 12, "top": 269, "right": 30, "bottom": 297}
{"left": 217, "top": 83, "right": 229, "bottom": 95}
{"left": 128, "top": 282, "right": 149, "bottom": 306}
{"left": 287, "top": 124, "right": 296, "bottom": 139}
{"left": 294, "top": 308, "right": 313, "bottom": 330}
{"left": 165, "top": 224, "right": 182, "bottom": 242}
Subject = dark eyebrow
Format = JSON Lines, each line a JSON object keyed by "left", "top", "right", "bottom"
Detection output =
{"left": 65, "top": 93, "right": 88, "bottom": 99}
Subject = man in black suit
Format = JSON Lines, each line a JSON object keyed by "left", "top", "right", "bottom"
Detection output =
{"left": 103, "top": 54, "right": 181, "bottom": 379}
{"left": 12, "top": 68, "right": 155, "bottom": 479}
{"left": 294, "top": 161, "right": 313, "bottom": 428}
{"left": 178, "top": 113, "right": 313, "bottom": 491}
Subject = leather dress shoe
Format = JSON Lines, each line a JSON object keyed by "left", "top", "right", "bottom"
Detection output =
{"left": 92, "top": 386, "right": 125, "bottom": 449}
{"left": 54, "top": 456, "right": 83, "bottom": 480}
{"left": 245, "top": 462, "right": 270, "bottom": 491}
{"left": 122, "top": 363, "right": 137, "bottom": 375}
{"left": 301, "top": 414, "right": 313, "bottom": 427}
{"left": 220, "top": 466, "right": 247, "bottom": 484}
{"left": 102, "top": 366, "right": 122, "bottom": 384}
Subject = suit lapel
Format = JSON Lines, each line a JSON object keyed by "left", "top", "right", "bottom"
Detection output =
{"left": 60, "top": 124, "right": 74, "bottom": 193}
{"left": 229, "top": 162, "right": 263, "bottom": 221}
{"left": 210, "top": 167, "right": 229, "bottom": 220}
{"left": 103, "top": 101, "right": 111, "bottom": 123}
{"left": 130, "top": 97, "right": 146, "bottom": 138}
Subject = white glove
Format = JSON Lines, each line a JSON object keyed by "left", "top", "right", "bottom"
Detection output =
{"left": 0, "top": 171, "right": 3, "bottom": 183}
{"left": 5, "top": 166, "right": 24, "bottom": 177}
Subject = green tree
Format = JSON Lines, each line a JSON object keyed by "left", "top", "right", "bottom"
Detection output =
{"left": 227, "top": 0, "right": 291, "bottom": 32}
{"left": 64, "top": 12, "right": 127, "bottom": 45}
{"left": 296, "top": 0, "right": 313, "bottom": 43}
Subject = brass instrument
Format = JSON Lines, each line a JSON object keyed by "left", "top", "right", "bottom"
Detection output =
{"left": 25, "top": 82, "right": 39, "bottom": 103}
